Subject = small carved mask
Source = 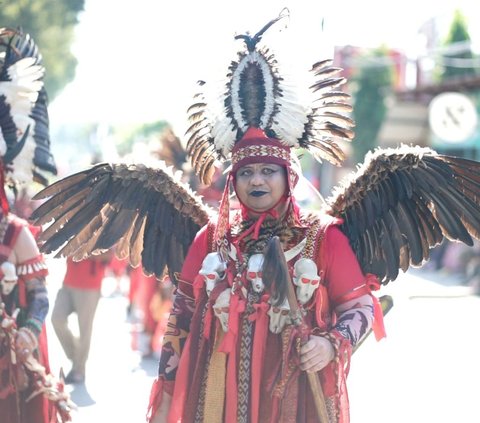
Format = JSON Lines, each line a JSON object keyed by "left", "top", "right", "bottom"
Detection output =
{"left": 199, "top": 252, "right": 227, "bottom": 296}
{"left": 0, "top": 261, "right": 18, "bottom": 296}
{"left": 213, "top": 288, "right": 231, "bottom": 332}
{"left": 246, "top": 254, "right": 264, "bottom": 293}
{"left": 267, "top": 297, "right": 291, "bottom": 334}
{"left": 293, "top": 258, "right": 321, "bottom": 305}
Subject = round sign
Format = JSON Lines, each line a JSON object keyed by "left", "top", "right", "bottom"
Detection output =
{"left": 428, "top": 92, "right": 478, "bottom": 143}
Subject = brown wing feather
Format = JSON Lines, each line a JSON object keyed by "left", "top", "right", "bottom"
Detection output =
{"left": 326, "top": 145, "right": 480, "bottom": 284}
{"left": 127, "top": 216, "right": 147, "bottom": 268}
{"left": 31, "top": 162, "right": 214, "bottom": 281}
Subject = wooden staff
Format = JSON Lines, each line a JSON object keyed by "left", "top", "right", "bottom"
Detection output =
{"left": 263, "top": 236, "right": 330, "bottom": 423}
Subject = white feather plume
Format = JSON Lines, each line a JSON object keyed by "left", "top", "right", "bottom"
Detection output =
{"left": 0, "top": 44, "right": 44, "bottom": 185}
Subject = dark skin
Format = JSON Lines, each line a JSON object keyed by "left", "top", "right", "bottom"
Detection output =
{"left": 234, "top": 163, "right": 288, "bottom": 215}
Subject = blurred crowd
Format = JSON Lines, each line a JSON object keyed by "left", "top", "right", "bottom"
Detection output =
{"left": 427, "top": 239, "right": 480, "bottom": 293}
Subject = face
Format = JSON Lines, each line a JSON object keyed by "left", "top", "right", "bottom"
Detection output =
{"left": 235, "top": 163, "right": 287, "bottom": 213}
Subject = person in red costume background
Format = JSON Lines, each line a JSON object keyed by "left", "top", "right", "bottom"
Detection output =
{"left": 0, "top": 214, "right": 53, "bottom": 423}
{"left": 0, "top": 27, "right": 71, "bottom": 423}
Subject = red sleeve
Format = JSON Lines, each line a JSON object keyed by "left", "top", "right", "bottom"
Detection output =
{"left": 178, "top": 224, "right": 209, "bottom": 285}
{"left": 321, "top": 225, "right": 365, "bottom": 305}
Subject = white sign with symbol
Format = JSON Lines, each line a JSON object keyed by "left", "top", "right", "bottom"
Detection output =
{"left": 428, "top": 92, "right": 477, "bottom": 143}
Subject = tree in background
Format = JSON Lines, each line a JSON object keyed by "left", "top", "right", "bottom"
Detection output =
{"left": 0, "top": 0, "right": 85, "bottom": 99}
{"left": 440, "top": 10, "right": 477, "bottom": 82}
{"left": 115, "top": 120, "right": 170, "bottom": 157}
{"left": 351, "top": 47, "right": 393, "bottom": 163}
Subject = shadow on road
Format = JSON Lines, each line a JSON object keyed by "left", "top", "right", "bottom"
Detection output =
{"left": 69, "top": 383, "right": 96, "bottom": 407}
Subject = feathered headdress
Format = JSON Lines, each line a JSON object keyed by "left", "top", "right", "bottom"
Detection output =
{"left": 0, "top": 27, "right": 56, "bottom": 213}
{"left": 186, "top": 9, "right": 355, "bottom": 185}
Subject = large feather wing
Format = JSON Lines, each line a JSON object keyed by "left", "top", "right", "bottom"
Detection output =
{"left": 326, "top": 145, "right": 480, "bottom": 284}
{"left": 30, "top": 162, "right": 214, "bottom": 281}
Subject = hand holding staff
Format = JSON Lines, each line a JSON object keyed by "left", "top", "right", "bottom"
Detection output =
{"left": 263, "top": 236, "right": 330, "bottom": 423}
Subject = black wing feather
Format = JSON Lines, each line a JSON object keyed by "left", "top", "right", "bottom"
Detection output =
{"left": 31, "top": 162, "right": 214, "bottom": 282}
{"left": 326, "top": 145, "right": 480, "bottom": 284}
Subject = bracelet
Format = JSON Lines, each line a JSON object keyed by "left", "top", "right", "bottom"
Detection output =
{"left": 25, "top": 319, "right": 43, "bottom": 336}
{"left": 19, "top": 326, "right": 39, "bottom": 350}
{"left": 310, "top": 328, "right": 351, "bottom": 362}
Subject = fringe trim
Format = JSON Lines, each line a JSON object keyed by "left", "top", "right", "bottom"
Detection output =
{"left": 16, "top": 255, "right": 48, "bottom": 279}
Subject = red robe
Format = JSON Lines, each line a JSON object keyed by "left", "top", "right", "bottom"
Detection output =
{"left": 0, "top": 215, "right": 52, "bottom": 423}
{"left": 148, "top": 212, "right": 376, "bottom": 423}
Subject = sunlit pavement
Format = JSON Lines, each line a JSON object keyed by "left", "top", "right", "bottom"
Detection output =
{"left": 349, "top": 269, "right": 480, "bottom": 423}
{"left": 44, "top": 258, "right": 480, "bottom": 423}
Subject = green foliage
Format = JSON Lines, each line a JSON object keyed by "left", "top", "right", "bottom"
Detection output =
{"left": 440, "top": 10, "right": 476, "bottom": 81}
{"left": 114, "top": 120, "right": 170, "bottom": 156}
{"left": 351, "top": 47, "right": 393, "bottom": 163}
{"left": 0, "top": 0, "right": 85, "bottom": 99}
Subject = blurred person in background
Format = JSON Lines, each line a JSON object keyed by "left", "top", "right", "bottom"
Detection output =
{"left": 106, "top": 254, "right": 129, "bottom": 298}
{"left": 51, "top": 252, "right": 113, "bottom": 385}
{"left": 461, "top": 241, "right": 480, "bottom": 294}
{"left": 147, "top": 277, "right": 174, "bottom": 357}
{"left": 128, "top": 265, "right": 158, "bottom": 356}
{"left": 128, "top": 266, "right": 174, "bottom": 358}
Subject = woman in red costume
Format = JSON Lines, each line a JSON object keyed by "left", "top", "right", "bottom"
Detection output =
{"left": 144, "top": 12, "right": 383, "bottom": 422}
{"left": 147, "top": 124, "right": 381, "bottom": 423}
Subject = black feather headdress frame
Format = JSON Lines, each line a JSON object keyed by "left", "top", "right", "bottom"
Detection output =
{"left": 186, "top": 9, "right": 355, "bottom": 185}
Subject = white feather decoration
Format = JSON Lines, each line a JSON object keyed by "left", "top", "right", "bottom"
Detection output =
{"left": 211, "top": 116, "right": 237, "bottom": 157}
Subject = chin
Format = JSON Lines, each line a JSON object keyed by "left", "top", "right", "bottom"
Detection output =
{"left": 248, "top": 203, "right": 274, "bottom": 213}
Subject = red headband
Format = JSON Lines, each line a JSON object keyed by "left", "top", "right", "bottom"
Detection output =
{"left": 231, "top": 127, "right": 298, "bottom": 189}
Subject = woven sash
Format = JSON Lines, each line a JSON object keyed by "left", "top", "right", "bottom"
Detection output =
{"left": 202, "top": 328, "right": 227, "bottom": 423}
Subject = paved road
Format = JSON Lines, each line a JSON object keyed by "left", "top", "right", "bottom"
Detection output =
{"left": 45, "top": 258, "right": 157, "bottom": 423}
{"left": 44, "top": 258, "right": 480, "bottom": 423}
{"left": 349, "top": 269, "right": 480, "bottom": 423}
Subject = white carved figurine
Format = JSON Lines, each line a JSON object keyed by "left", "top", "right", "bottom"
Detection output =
{"left": 246, "top": 254, "right": 264, "bottom": 294}
{"left": 213, "top": 288, "right": 231, "bottom": 332}
{"left": 0, "top": 261, "right": 18, "bottom": 296}
{"left": 267, "top": 297, "right": 291, "bottom": 334}
{"left": 198, "top": 252, "right": 227, "bottom": 297}
{"left": 293, "top": 258, "right": 321, "bottom": 305}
